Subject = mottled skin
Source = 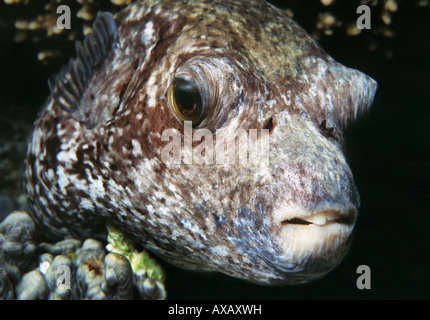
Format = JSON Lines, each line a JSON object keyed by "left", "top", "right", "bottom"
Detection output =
{"left": 24, "top": 0, "right": 377, "bottom": 285}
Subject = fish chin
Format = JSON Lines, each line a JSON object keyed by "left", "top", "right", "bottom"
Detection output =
{"left": 274, "top": 215, "right": 356, "bottom": 285}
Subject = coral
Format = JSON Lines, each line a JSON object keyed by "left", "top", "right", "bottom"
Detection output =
{"left": 0, "top": 210, "right": 166, "bottom": 300}
{"left": 0, "top": 211, "right": 36, "bottom": 270}
{"left": 15, "top": 270, "right": 48, "bottom": 300}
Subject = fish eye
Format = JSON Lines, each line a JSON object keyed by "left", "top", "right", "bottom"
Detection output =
{"left": 168, "top": 77, "right": 203, "bottom": 124}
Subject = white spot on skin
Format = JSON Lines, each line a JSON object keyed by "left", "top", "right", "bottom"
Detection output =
{"left": 171, "top": 229, "right": 183, "bottom": 241}
{"left": 126, "top": 4, "right": 141, "bottom": 23}
{"left": 141, "top": 21, "right": 155, "bottom": 45}
{"left": 131, "top": 139, "right": 143, "bottom": 157}
{"left": 211, "top": 245, "right": 230, "bottom": 258}
{"left": 148, "top": 95, "right": 157, "bottom": 108}
{"left": 47, "top": 168, "right": 55, "bottom": 180}
{"left": 31, "top": 127, "right": 44, "bottom": 158}
{"left": 56, "top": 166, "right": 73, "bottom": 195}
{"left": 107, "top": 178, "right": 125, "bottom": 196}
{"left": 86, "top": 171, "right": 105, "bottom": 197}
{"left": 57, "top": 148, "right": 78, "bottom": 163}
{"left": 79, "top": 198, "right": 95, "bottom": 211}
{"left": 146, "top": 203, "right": 155, "bottom": 214}
{"left": 182, "top": 219, "right": 208, "bottom": 242}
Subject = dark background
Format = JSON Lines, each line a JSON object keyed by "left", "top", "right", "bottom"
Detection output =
{"left": 1, "top": 0, "right": 429, "bottom": 299}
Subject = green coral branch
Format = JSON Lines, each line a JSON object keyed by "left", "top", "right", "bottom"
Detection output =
{"left": 105, "top": 222, "right": 165, "bottom": 282}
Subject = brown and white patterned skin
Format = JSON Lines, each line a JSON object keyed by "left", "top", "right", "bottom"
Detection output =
{"left": 24, "top": 0, "right": 377, "bottom": 285}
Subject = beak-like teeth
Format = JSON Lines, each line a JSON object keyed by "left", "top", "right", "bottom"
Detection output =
{"left": 305, "top": 213, "right": 328, "bottom": 225}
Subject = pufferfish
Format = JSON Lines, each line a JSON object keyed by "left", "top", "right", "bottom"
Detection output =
{"left": 24, "top": 0, "right": 377, "bottom": 285}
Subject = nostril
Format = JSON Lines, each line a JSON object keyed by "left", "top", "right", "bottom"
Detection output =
{"left": 319, "top": 120, "right": 336, "bottom": 140}
{"left": 263, "top": 117, "right": 274, "bottom": 133}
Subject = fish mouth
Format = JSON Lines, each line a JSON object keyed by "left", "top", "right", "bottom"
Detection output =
{"left": 269, "top": 207, "right": 357, "bottom": 283}
{"left": 280, "top": 209, "right": 356, "bottom": 227}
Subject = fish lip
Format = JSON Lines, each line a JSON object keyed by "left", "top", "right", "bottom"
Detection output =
{"left": 280, "top": 208, "right": 357, "bottom": 227}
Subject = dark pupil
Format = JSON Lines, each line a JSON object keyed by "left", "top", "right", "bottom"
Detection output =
{"left": 173, "top": 78, "right": 202, "bottom": 119}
